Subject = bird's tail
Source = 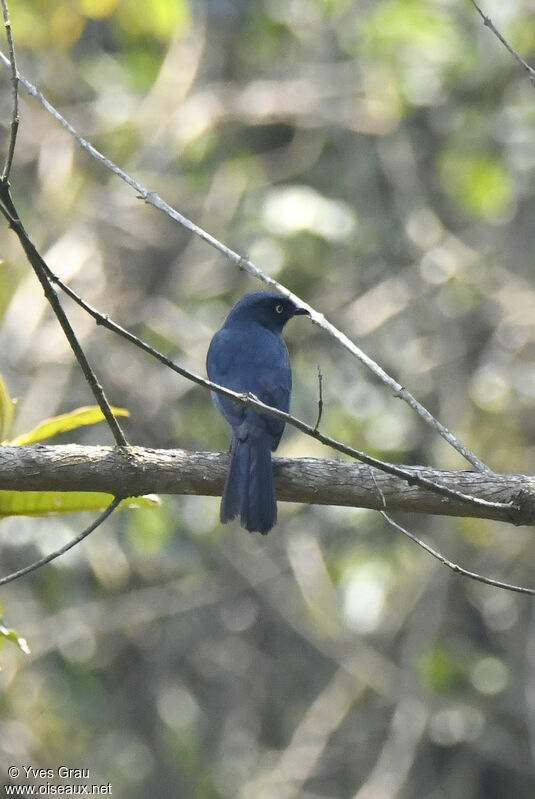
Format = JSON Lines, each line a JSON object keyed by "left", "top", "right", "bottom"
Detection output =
{"left": 221, "top": 428, "right": 276, "bottom": 535}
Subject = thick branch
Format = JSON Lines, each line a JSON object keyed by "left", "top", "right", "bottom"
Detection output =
{"left": 1, "top": 445, "right": 534, "bottom": 525}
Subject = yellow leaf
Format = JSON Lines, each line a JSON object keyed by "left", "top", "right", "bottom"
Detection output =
{"left": 0, "top": 375, "right": 15, "bottom": 443}
{"left": 0, "top": 622, "right": 30, "bottom": 655}
{"left": 9, "top": 405, "right": 130, "bottom": 446}
{"left": 0, "top": 490, "right": 160, "bottom": 518}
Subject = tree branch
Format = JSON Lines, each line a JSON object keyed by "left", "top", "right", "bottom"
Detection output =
{"left": 0, "top": 5, "right": 127, "bottom": 449}
{"left": 0, "top": 185, "right": 128, "bottom": 447}
{"left": 0, "top": 50, "right": 490, "bottom": 473}
{"left": 0, "top": 496, "right": 121, "bottom": 586}
{"left": 1, "top": 445, "right": 534, "bottom": 525}
{"left": 0, "top": 0, "right": 18, "bottom": 181}
{"left": 379, "top": 511, "right": 535, "bottom": 596}
{"left": 470, "top": 0, "right": 535, "bottom": 86}
{"left": 34, "top": 266, "right": 508, "bottom": 513}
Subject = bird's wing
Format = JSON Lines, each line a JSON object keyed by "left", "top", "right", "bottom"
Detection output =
{"left": 206, "top": 325, "right": 291, "bottom": 446}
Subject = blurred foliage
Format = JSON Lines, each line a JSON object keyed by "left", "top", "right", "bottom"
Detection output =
{"left": 1, "top": 0, "right": 535, "bottom": 797}
{"left": 0, "top": 618, "right": 30, "bottom": 658}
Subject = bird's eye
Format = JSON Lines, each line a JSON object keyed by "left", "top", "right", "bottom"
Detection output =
{"left": 275, "top": 303, "right": 284, "bottom": 314}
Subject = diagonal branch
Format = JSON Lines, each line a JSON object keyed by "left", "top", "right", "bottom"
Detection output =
{"left": 0, "top": 0, "right": 127, "bottom": 585}
{"left": 0, "top": 185, "right": 129, "bottom": 447}
{"left": 470, "top": 0, "right": 535, "bottom": 86}
{"left": 0, "top": 496, "right": 121, "bottom": 586}
{"left": 369, "top": 467, "right": 535, "bottom": 596}
{"left": 0, "top": 5, "right": 127, "bottom": 448}
{"left": 0, "top": 50, "right": 490, "bottom": 473}
{"left": 380, "top": 511, "right": 535, "bottom": 597}
{"left": 0, "top": 0, "right": 18, "bottom": 180}
{"left": 37, "top": 265, "right": 511, "bottom": 514}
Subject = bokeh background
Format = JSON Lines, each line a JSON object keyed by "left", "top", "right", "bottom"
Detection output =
{"left": 1, "top": 0, "right": 535, "bottom": 796}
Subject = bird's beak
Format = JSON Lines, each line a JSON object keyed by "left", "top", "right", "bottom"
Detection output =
{"left": 294, "top": 306, "right": 310, "bottom": 316}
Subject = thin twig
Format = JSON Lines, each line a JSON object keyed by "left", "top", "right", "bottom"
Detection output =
{"left": 37, "top": 264, "right": 515, "bottom": 516}
{"left": 470, "top": 0, "right": 535, "bottom": 86}
{"left": 0, "top": 3, "right": 124, "bottom": 585}
{"left": 381, "top": 511, "right": 535, "bottom": 597}
{"left": 0, "top": 5, "right": 127, "bottom": 448}
{"left": 0, "top": 187, "right": 128, "bottom": 447}
{"left": 314, "top": 364, "right": 323, "bottom": 431}
{"left": 0, "top": 0, "right": 18, "bottom": 180}
{"left": 0, "top": 497, "right": 121, "bottom": 586}
{"left": 0, "top": 51, "right": 490, "bottom": 474}
{"left": 369, "top": 467, "right": 535, "bottom": 596}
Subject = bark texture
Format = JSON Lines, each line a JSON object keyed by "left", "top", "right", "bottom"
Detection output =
{"left": 1, "top": 444, "right": 535, "bottom": 525}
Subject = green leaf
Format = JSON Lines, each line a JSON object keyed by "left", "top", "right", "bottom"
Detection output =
{"left": 9, "top": 405, "right": 130, "bottom": 446}
{"left": 0, "top": 491, "right": 160, "bottom": 518}
{"left": 0, "top": 375, "right": 15, "bottom": 443}
{"left": 417, "top": 645, "right": 467, "bottom": 693}
{"left": 438, "top": 149, "right": 513, "bottom": 219}
{"left": 0, "top": 621, "right": 30, "bottom": 655}
{"left": 116, "top": 0, "right": 190, "bottom": 39}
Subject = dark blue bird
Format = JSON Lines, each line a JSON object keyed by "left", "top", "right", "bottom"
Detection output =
{"left": 207, "top": 291, "right": 309, "bottom": 534}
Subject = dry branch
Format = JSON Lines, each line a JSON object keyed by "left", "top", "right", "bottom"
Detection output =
{"left": 1, "top": 445, "right": 534, "bottom": 525}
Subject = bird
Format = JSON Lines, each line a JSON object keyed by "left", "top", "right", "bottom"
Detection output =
{"left": 206, "top": 291, "right": 309, "bottom": 534}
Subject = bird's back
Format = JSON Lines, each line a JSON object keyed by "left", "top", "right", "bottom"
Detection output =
{"left": 207, "top": 319, "right": 291, "bottom": 447}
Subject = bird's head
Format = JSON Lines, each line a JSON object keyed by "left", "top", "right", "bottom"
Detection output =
{"left": 225, "top": 291, "right": 310, "bottom": 332}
